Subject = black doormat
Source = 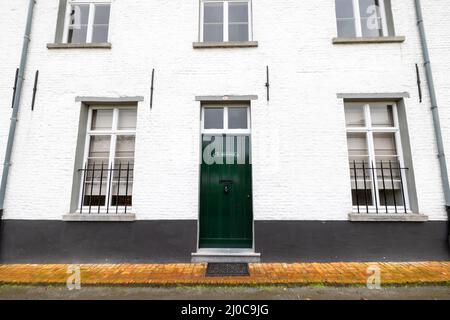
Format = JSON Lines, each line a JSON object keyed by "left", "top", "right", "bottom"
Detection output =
{"left": 206, "top": 263, "right": 250, "bottom": 277}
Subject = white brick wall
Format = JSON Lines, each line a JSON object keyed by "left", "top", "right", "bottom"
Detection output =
{"left": 0, "top": 0, "right": 448, "bottom": 221}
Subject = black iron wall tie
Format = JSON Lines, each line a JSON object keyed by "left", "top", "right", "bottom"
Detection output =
{"left": 265, "top": 66, "right": 270, "bottom": 102}
{"left": 150, "top": 68, "right": 155, "bottom": 110}
{"left": 415, "top": 63, "right": 422, "bottom": 103}
{"left": 11, "top": 68, "right": 19, "bottom": 109}
{"left": 31, "top": 70, "right": 39, "bottom": 111}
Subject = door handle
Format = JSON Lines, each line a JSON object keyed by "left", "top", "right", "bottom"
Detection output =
{"left": 224, "top": 185, "right": 230, "bottom": 194}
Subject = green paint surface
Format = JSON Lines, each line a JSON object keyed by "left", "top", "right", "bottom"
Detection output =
{"left": 200, "top": 135, "right": 253, "bottom": 248}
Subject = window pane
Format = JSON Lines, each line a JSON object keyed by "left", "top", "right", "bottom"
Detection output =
{"left": 360, "top": 17, "right": 383, "bottom": 37}
{"left": 88, "top": 136, "right": 111, "bottom": 163}
{"left": 115, "top": 135, "right": 136, "bottom": 165}
{"left": 68, "top": 4, "right": 89, "bottom": 43}
{"left": 204, "top": 24, "right": 223, "bottom": 42}
{"left": 347, "top": 133, "right": 369, "bottom": 162}
{"left": 113, "top": 136, "right": 135, "bottom": 207}
{"left": 370, "top": 104, "right": 394, "bottom": 127}
{"left": 67, "top": 26, "right": 88, "bottom": 43}
{"left": 228, "top": 2, "right": 248, "bottom": 41}
{"left": 204, "top": 2, "right": 223, "bottom": 23}
{"left": 91, "top": 109, "right": 113, "bottom": 130}
{"left": 229, "top": 24, "right": 249, "bottom": 41}
{"left": 347, "top": 133, "right": 373, "bottom": 206}
{"left": 336, "top": 0, "right": 356, "bottom": 37}
{"left": 359, "top": 0, "right": 383, "bottom": 37}
{"left": 92, "top": 25, "right": 109, "bottom": 42}
{"left": 204, "top": 2, "right": 223, "bottom": 42}
{"left": 70, "top": 4, "right": 90, "bottom": 25}
{"left": 373, "top": 132, "right": 398, "bottom": 162}
{"left": 344, "top": 104, "right": 365, "bottom": 127}
{"left": 94, "top": 4, "right": 111, "bottom": 25}
{"left": 337, "top": 19, "right": 356, "bottom": 37}
{"left": 204, "top": 108, "right": 224, "bottom": 129}
{"left": 336, "top": 0, "right": 354, "bottom": 18}
{"left": 229, "top": 2, "right": 248, "bottom": 23}
{"left": 118, "top": 109, "right": 137, "bottom": 130}
{"left": 228, "top": 107, "right": 248, "bottom": 129}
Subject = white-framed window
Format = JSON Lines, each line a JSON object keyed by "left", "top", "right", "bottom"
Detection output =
{"left": 63, "top": 1, "right": 111, "bottom": 44}
{"left": 335, "top": 0, "right": 395, "bottom": 38}
{"left": 201, "top": 105, "right": 251, "bottom": 134}
{"left": 344, "top": 102, "right": 410, "bottom": 213}
{"left": 79, "top": 106, "right": 137, "bottom": 213}
{"left": 200, "top": 0, "right": 252, "bottom": 42}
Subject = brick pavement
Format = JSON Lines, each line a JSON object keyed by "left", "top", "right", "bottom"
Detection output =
{"left": 0, "top": 262, "right": 448, "bottom": 286}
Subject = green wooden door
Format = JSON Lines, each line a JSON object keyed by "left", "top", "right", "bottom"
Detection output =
{"left": 199, "top": 135, "right": 253, "bottom": 248}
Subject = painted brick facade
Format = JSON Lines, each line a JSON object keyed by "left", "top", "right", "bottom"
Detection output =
{"left": 0, "top": 0, "right": 449, "bottom": 223}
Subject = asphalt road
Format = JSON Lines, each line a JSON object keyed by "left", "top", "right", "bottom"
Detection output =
{"left": 0, "top": 285, "right": 449, "bottom": 300}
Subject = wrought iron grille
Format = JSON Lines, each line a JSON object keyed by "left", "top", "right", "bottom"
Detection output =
{"left": 350, "top": 160, "right": 408, "bottom": 214}
{"left": 79, "top": 162, "right": 133, "bottom": 214}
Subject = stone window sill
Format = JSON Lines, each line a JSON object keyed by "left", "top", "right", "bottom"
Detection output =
{"left": 332, "top": 36, "right": 405, "bottom": 44}
{"left": 348, "top": 213, "right": 428, "bottom": 222}
{"left": 193, "top": 41, "right": 258, "bottom": 49}
{"left": 63, "top": 213, "right": 135, "bottom": 222}
{"left": 47, "top": 43, "right": 112, "bottom": 49}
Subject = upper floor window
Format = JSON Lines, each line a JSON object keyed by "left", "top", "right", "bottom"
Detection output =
{"left": 63, "top": 1, "right": 111, "bottom": 44}
{"left": 201, "top": 0, "right": 252, "bottom": 42}
{"left": 335, "top": 0, "right": 395, "bottom": 38}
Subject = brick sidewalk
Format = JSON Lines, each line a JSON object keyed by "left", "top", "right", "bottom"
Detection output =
{"left": 0, "top": 262, "right": 449, "bottom": 286}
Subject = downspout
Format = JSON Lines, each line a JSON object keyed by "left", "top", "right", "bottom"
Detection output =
{"left": 0, "top": 0, "right": 36, "bottom": 218}
{"left": 414, "top": 0, "right": 450, "bottom": 245}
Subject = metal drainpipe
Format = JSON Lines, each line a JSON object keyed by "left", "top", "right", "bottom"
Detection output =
{"left": 0, "top": 0, "right": 36, "bottom": 218}
{"left": 414, "top": 0, "right": 450, "bottom": 245}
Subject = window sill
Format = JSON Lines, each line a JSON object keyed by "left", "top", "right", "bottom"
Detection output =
{"left": 348, "top": 213, "right": 428, "bottom": 222}
{"left": 193, "top": 41, "right": 258, "bottom": 49}
{"left": 63, "top": 213, "right": 135, "bottom": 222}
{"left": 47, "top": 43, "right": 112, "bottom": 49}
{"left": 332, "top": 36, "right": 405, "bottom": 44}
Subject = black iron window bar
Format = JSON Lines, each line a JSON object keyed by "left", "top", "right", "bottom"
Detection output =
{"left": 351, "top": 160, "right": 408, "bottom": 214}
{"left": 78, "top": 162, "right": 133, "bottom": 214}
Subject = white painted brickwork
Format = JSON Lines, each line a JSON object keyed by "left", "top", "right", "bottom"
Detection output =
{"left": 0, "top": 1, "right": 449, "bottom": 221}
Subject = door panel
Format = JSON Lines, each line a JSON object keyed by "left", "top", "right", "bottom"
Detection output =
{"left": 200, "top": 135, "right": 253, "bottom": 248}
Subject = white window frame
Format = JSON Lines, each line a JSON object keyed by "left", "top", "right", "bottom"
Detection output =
{"left": 337, "top": 0, "right": 390, "bottom": 38}
{"left": 346, "top": 102, "right": 411, "bottom": 213}
{"left": 63, "top": 0, "right": 111, "bottom": 44}
{"left": 201, "top": 105, "right": 251, "bottom": 135}
{"left": 78, "top": 106, "right": 137, "bottom": 213}
{"left": 200, "top": 0, "right": 252, "bottom": 42}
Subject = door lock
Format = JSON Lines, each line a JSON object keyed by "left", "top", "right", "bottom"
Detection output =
{"left": 224, "top": 185, "right": 230, "bottom": 194}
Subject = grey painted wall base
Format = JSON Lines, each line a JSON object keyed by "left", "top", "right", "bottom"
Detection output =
{"left": 0, "top": 220, "right": 448, "bottom": 263}
{"left": 0, "top": 220, "right": 197, "bottom": 264}
{"left": 255, "top": 221, "right": 450, "bottom": 262}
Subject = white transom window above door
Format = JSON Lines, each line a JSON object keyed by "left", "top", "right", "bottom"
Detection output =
{"left": 200, "top": 0, "right": 253, "bottom": 42}
{"left": 201, "top": 104, "right": 251, "bottom": 134}
{"left": 335, "top": 0, "right": 396, "bottom": 38}
{"left": 79, "top": 106, "right": 137, "bottom": 214}
{"left": 344, "top": 102, "right": 412, "bottom": 214}
{"left": 63, "top": 0, "right": 111, "bottom": 44}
